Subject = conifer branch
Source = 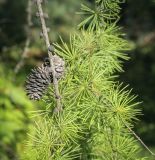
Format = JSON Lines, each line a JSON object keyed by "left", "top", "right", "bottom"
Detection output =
{"left": 35, "top": 0, "right": 62, "bottom": 112}
{"left": 14, "top": 0, "right": 32, "bottom": 74}
{"left": 124, "top": 122, "right": 155, "bottom": 156}
{"left": 24, "top": 1, "right": 152, "bottom": 159}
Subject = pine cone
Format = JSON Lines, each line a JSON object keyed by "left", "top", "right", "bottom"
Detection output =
{"left": 25, "top": 64, "right": 51, "bottom": 100}
{"left": 44, "top": 55, "right": 65, "bottom": 80}
{"left": 53, "top": 55, "right": 65, "bottom": 79}
{"left": 25, "top": 55, "right": 65, "bottom": 100}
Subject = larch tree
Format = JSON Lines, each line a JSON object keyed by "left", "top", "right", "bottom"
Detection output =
{"left": 23, "top": 0, "right": 154, "bottom": 159}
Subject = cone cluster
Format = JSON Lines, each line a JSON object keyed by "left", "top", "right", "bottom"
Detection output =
{"left": 25, "top": 55, "right": 65, "bottom": 100}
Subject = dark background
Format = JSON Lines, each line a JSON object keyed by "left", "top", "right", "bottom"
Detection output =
{"left": 0, "top": 0, "right": 155, "bottom": 159}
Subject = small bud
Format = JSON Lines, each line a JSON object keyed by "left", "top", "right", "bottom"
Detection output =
{"left": 48, "top": 45, "right": 55, "bottom": 53}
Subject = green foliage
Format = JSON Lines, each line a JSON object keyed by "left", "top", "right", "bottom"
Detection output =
{"left": 78, "top": 0, "right": 124, "bottom": 30}
{"left": 24, "top": 0, "right": 148, "bottom": 160}
{"left": 0, "top": 64, "right": 34, "bottom": 160}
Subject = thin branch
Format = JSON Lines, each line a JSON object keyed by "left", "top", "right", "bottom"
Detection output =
{"left": 36, "top": 0, "right": 62, "bottom": 111}
{"left": 124, "top": 122, "right": 155, "bottom": 156}
{"left": 14, "top": 0, "right": 32, "bottom": 74}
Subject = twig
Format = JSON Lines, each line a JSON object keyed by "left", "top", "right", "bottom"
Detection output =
{"left": 124, "top": 122, "right": 155, "bottom": 156}
{"left": 14, "top": 38, "right": 30, "bottom": 74}
{"left": 14, "top": 0, "right": 32, "bottom": 74}
{"left": 36, "top": 0, "right": 62, "bottom": 111}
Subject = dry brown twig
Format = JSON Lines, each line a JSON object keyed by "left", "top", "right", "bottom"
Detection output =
{"left": 35, "top": 0, "right": 62, "bottom": 112}
{"left": 14, "top": 0, "right": 32, "bottom": 74}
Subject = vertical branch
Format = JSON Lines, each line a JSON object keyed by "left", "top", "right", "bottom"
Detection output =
{"left": 14, "top": 0, "right": 32, "bottom": 74}
{"left": 36, "top": 0, "right": 62, "bottom": 111}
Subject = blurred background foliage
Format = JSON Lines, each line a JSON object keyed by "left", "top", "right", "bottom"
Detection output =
{"left": 0, "top": 0, "right": 155, "bottom": 159}
{"left": 120, "top": 0, "right": 155, "bottom": 145}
